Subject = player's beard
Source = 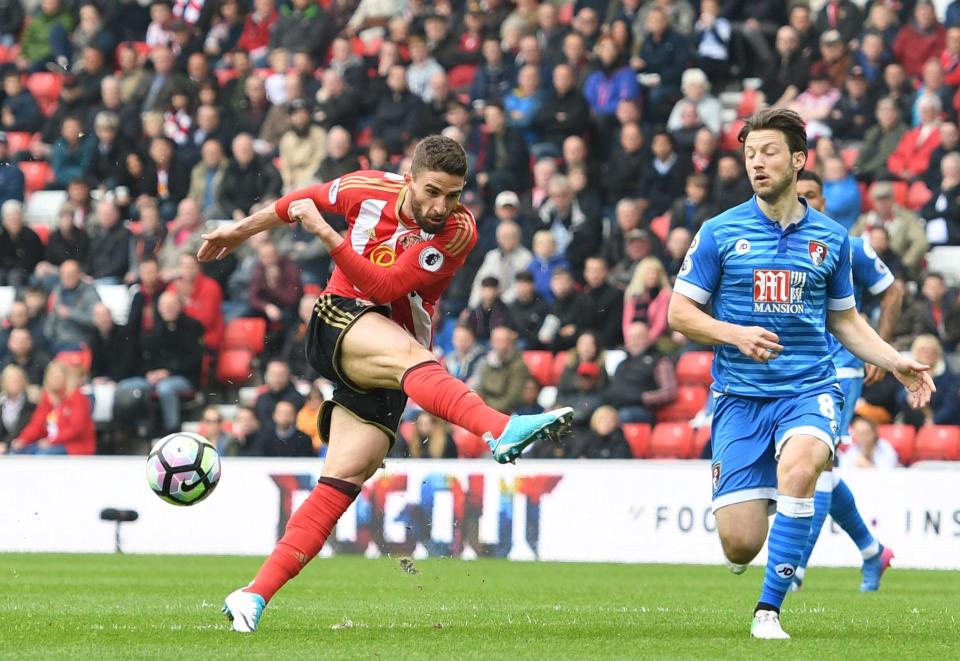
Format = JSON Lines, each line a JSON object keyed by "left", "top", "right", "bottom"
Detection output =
{"left": 410, "top": 195, "right": 447, "bottom": 234}
{"left": 753, "top": 168, "right": 795, "bottom": 204}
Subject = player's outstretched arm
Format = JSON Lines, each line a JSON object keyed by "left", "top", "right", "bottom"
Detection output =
{"left": 197, "top": 203, "right": 288, "bottom": 262}
{"left": 828, "top": 306, "right": 935, "bottom": 408}
{"left": 865, "top": 279, "right": 905, "bottom": 385}
{"left": 668, "top": 292, "right": 784, "bottom": 363}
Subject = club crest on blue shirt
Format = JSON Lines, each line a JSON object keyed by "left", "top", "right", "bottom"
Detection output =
{"left": 808, "top": 240, "right": 828, "bottom": 267}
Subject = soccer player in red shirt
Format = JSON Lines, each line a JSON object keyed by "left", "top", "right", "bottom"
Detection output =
{"left": 199, "top": 135, "right": 573, "bottom": 633}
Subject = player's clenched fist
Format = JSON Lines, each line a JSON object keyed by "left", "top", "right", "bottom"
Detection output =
{"left": 288, "top": 199, "right": 332, "bottom": 239}
{"left": 733, "top": 326, "right": 784, "bottom": 364}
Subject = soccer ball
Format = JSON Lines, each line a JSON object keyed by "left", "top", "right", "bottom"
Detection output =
{"left": 146, "top": 432, "right": 221, "bottom": 506}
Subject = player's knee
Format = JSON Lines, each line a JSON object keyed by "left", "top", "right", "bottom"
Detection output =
{"left": 394, "top": 341, "right": 435, "bottom": 373}
{"left": 778, "top": 461, "right": 820, "bottom": 496}
{"left": 720, "top": 530, "right": 764, "bottom": 564}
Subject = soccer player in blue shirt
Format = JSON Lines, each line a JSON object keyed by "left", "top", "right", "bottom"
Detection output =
{"left": 793, "top": 171, "right": 904, "bottom": 592}
{"left": 668, "top": 109, "right": 934, "bottom": 639}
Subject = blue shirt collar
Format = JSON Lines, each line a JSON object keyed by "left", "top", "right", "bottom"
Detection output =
{"left": 750, "top": 194, "right": 810, "bottom": 232}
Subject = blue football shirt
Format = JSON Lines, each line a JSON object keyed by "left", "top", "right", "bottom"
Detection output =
{"left": 674, "top": 196, "right": 855, "bottom": 398}
{"left": 828, "top": 236, "right": 895, "bottom": 374}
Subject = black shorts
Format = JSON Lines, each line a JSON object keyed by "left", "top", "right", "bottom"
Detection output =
{"left": 306, "top": 294, "right": 407, "bottom": 448}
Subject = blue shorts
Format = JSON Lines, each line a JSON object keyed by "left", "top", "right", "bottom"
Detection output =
{"left": 838, "top": 374, "right": 863, "bottom": 444}
{"left": 710, "top": 386, "right": 842, "bottom": 511}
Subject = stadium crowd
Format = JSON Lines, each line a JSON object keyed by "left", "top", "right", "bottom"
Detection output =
{"left": 0, "top": 0, "right": 957, "bottom": 462}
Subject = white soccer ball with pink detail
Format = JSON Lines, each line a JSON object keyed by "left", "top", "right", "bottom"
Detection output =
{"left": 146, "top": 432, "right": 221, "bottom": 506}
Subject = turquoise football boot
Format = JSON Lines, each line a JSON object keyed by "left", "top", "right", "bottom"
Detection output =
{"left": 483, "top": 407, "right": 574, "bottom": 463}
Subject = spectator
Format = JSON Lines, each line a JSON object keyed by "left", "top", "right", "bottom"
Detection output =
{"left": 507, "top": 271, "right": 550, "bottom": 350}
{"left": 469, "top": 221, "right": 533, "bottom": 308}
{"left": 610, "top": 228, "right": 656, "bottom": 291}
{"left": 602, "top": 121, "right": 645, "bottom": 205}
{"left": 557, "top": 360, "right": 606, "bottom": 429}
{"left": 0, "top": 133, "right": 22, "bottom": 207}
{"left": 543, "top": 266, "right": 588, "bottom": 352}
{"left": 827, "top": 67, "right": 876, "bottom": 142}
{"left": 667, "top": 68, "right": 722, "bottom": 135}
{"left": 315, "top": 126, "right": 361, "bottom": 188}
{"left": 117, "top": 291, "right": 202, "bottom": 434}
{"left": 0, "top": 365, "right": 34, "bottom": 454}
{"left": 237, "top": 0, "right": 277, "bottom": 65}
{"left": 514, "top": 375, "right": 544, "bottom": 416}
{"left": 391, "top": 411, "right": 458, "bottom": 459}
{"left": 248, "top": 239, "right": 302, "bottom": 331}
{"left": 623, "top": 256, "right": 672, "bottom": 345}
{"left": 865, "top": 225, "right": 908, "bottom": 282}
{"left": 575, "top": 405, "right": 632, "bottom": 459}
{"left": 838, "top": 416, "right": 900, "bottom": 469}
{"left": 43, "top": 260, "right": 99, "bottom": 350}
{"left": 818, "top": 29, "right": 853, "bottom": 89}
{"left": 504, "top": 64, "right": 544, "bottom": 148}
{"left": 558, "top": 30, "right": 591, "bottom": 87}
{"left": 604, "top": 321, "right": 677, "bottom": 423}
{"left": 892, "top": 1, "right": 946, "bottom": 79}
{"left": 534, "top": 174, "right": 602, "bottom": 277}
{"left": 188, "top": 138, "right": 228, "bottom": 219}
{"left": 50, "top": 116, "right": 95, "bottom": 189}
{"left": 270, "top": 0, "right": 326, "bottom": 59}
{"left": 855, "top": 31, "right": 889, "bottom": 85}
{"left": 279, "top": 295, "right": 317, "bottom": 381}
{"left": 219, "top": 133, "right": 282, "bottom": 222}
{"left": 915, "top": 273, "right": 960, "bottom": 352}
{"left": 852, "top": 181, "right": 928, "bottom": 280}
{"left": 127, "top": 200, "right": 168, "bottom": 282}
{"left": 532, "top": 63, "right": 590, "bottom": 150}
{"left": 921, "top": 151, "right": 960, "bottom": 246}
{"left": 253, "top": 359, "right": 306, "bottom": 429}
{"left": 789, "top": 65, "right": 840, "bottom": 143}
{"left": 460, "top": 276, "right": 510, "bottom": 344}
{"left": 583, "top": 36, "right": 639, "bottom": 123}
{"left": 147, "top": 136, "right": 190, "bottom": 219}
{"left": 557, "top": 330, "right": 607, "bottom": 402}
{"left": 9, "top": 360, "right": 95, "bottom": 455}
{"left": 0, "top": 0, "right": 22, "bottom": 47}
{"left": 634, "top": 7, "right": 690, "bottom": 123}
{"left": 639, "top": 130, "right": 687, "bottom": 220}
{"left": 372, "top": 65, "right": 425, "bottom": 157}
{"left": 249, "top": 400, "right": 315, "bottom": 457}
{"left": 0, "top": 301, "right": 45, "bottom": 357}
{"left": 822, "top": 157, "right": 862, "bottom": 231}
{"left": 692, "top": 0, "right": 732, "bottom": 84}
{"left": 882, "top": 62, "right": 914, "bottom": 123}
{"left": 669, "top": 173, "right": 715, "bottom": 233}
{"left": 314, "top": 70, "right": 359, "bottom": 135}
{"left": 405, "top": 34, "right": 444, "bottom": 103}
{"left": 925, "top": 122, "right": 960, "bottom": 193}
{"left": 711, "top": 154, "right": 752, "bottom": 211}
{"left": 470, "top": 36, "right": 516, "bottom": 104}
{"left": 169, "top": 252, "right": 224, "bottom": 351}
{"left": 445, "top": 323, "right": 485, "bottom": 383}
{"left": 854, "top": 97, "right": 908, "bottom": 182}
{"left": 19, "top": 0, "right": 72, "bottom": 72}
{"left": 664, "top": 226, "right": 694, "bottom": 280}
{"left": 142, "top": 45, "right": 187, "bottom": 113}
{"left": 900, "top": 334, "right": 960, "bottom": 425}
{"left": 475, "top": 325, "right": 530, "bottom": 414}
{"left": 295, "top": 385, "right": 323, "bottom": 454}
{"left": 127, "top": 256, "right": 165, "bottom": 342}
{"left": 1, "top": 70, "right": 41, "bottom": 134}
{"left": 761, "top": 26, "right": 810, "bottom": 109}
{"left": 581, "top": 256, "right": 623, "bottom": 349}
{"left": 86, "top": 111, "right": 129, "bottom": 192}
{"left": 198, "top": 405, "right": 235, "bottom": 456}
{"left": 0, "top": 200, "right": 42, "bottom": 287}
{"left": 227, "top": 405, "right": 265, "bottom": 456}
{"left": 87, "top": 199, "right": 131, "bottom": 283}
{"left": 0, "top": 328, "right": 48, "bottom": 385}
{"left": 474, "top": 101, "right": 530, "bottom": 199}
{"left": 278, "top": 98, "right": 325, "bottom": 192}
{"left": 816, "top": 1, "right": 862, "bottom": 45}
{"left": 89, "top": 302, "right": 138, "bottom": 385}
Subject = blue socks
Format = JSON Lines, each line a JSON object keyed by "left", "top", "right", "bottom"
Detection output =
{"left": 796, "top": 472, "right": 835, "bottom": 578}
{"left": 758, "top": 495, "right": 814, "bottom": 611}
{"left": 831, "top": 477, "right": 880, "bottom": 559}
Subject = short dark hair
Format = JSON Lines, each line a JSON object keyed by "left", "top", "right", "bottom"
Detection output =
{"left": 480, "top": 276, "right": 500, "bottom": 289}
{"left": 797, "top": 170, "right": 823, "bottom": 189}
{"left": 515, "top": 271, "right": 535, "bottom": 283}
{"left": 737, "top": 108, "right": 808, "bottom": 157}
{"left": 410, "top": 135, "right": 468, "bottom": 178}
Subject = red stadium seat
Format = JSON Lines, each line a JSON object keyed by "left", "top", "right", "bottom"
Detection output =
{"left": 621, "top": 423, "right": 651, "bottom": 458}
{"left": 650, "top": 214, "right": 670, "bottom": 242}
{"left": 877, "top": 424, "right": 916, "bottom": 466}
{"left": 448, "top": 64, "right": 478, "bottom": 91}
{"left": 558, "top": 1, "right": 573, "bottom": 23}
{"left": 30, "top": 223, "right": 50, "bottom": 245}
{"left": 214, "top": 68, "right": 238, "bottom": 87}
{"left": 693, "top": 426, "right": 711, "bottom": 458}
{"left": 452, "top": 425, "right": 486, "bottom": 458}
{"left": 720, "top": 120, "right": 745, "bottom": 152}
{"left": 6, "top": 131, "right": 36, "bottom": 153}
{"left": 55, "top": 347, "right": 92, "bottom": 371}
{"left": 19, "top": 161, "right": 53, "bottom": 194}
{"left": 913, "top": 425, "right": 960, "bottom": 462}
{"left": 737, "top": 88, "right": 759, "bottom": 118}
{"left": 303, "top": 283, "right": 323, "bottom": 297}
{"left": 859, "top": 181, "right": 872, "bottom": 212}
{"left": 551, "top": 352, "right": 568, "bottom": 385}
{"left": 26, "top": 73, "right": 62, "bottom": 116}
{"left": 223, "top": 317, "right": 267, "bottom": 354}
{"left": 0, "top": 43, "right": 18, "bottom": 63}
{"left": 840, "top": 146, "right": 859, "bottom": 170}
{"left": 216, "top": 348, "right": 255, "bottom": 384}
{"left": 398, "top": 420, "right": 415, "bottom": 444}
{"left": 355, "top": 126, "right": 373, "bottom": 148}
{"left": 892, "top": 180, "right": 909, "bottom": 207}
{"left": 362, "top": 37, "right": 383, "bottom": 57}
{"left": 675, "top": 351, "right": 713, "bottom": 387}
{"left": 804, "top": 149, "right": 816, "bottom": 171}
{"left": 906, "top": 180, "right": 932, "bottom": 210}
{"left": 522, "top": 350, "right": 556, "bottom": 387}
{"left": 656, "top": 385, "right": 708, "bottom": 422}
{"left": 649, "top": 422, "right": 695, "bottom": 459}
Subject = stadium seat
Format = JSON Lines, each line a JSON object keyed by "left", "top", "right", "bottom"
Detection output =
{"left": 6, "top": 131, "right": 35, "bottom": 153}
{"left": 877, "top": 424, "right": 916, "bottom": 466}
{"left": 650, "top": 214, "right": 670, "bottom": 242}
{"left": 362, "top": 37, "right": 383, "bottom": 57}
{"left": 0, "top": 43, "right": 18, "bottom": 63}
{"left": 216, "top": 348, "right": 255, "bottom": 384}
{"left": 19, "top": 161, "right": 53, "bottom": 194}
{"left": 675, "top": 351, "right": 713, "bottom": 386}
{"left": 214, "top": 68, "right": 238, "bottom": 87}
{"left": 55, "top": 347, "right": 92, "bottom": 371}
{"left": 906, "top": 181, "right": 932, "bottom": 210}
{"left": 648, "top": 422, "right": 695, "bottom": 459}
{"left": 24, "top": 189, "right": 67, "bottom": 225}
{"left": 737, "top": 87, "right": 759, "bottom": 118}
{"left": 804, "top": 149, "right": 815, "bottom": 171}
{"left": 913, "top": 425, "right": 960, "bottom": 462}
{"left": 448, "top": 64, "right": 478, "bottom": 91}
{"left": 29, "top": 223, "right": 49, "bottom": 245}
{"left": 859, "top": 181, "right": 872, "bottom": 212}
{"left": 223, "top": 317, "right": 267, "bottom": 354}
{"left": 25, "top": 73, "right": 62, "bottom": 116}
{"left": 892, "top": 180, "right": 909, "bottom": 207}
{"left": 924, "top": 246, "right": 960, "bottom": 287}
{"left": 720, "top": 120, "right": 745, "bottom": 151}
{"left": 96, "top": 284, "right": 133, "bottom": 325}
{"left": 621, "top": 423, "right": 651, "bottom": 458}
{"left": 840, "top": 146, "right": 859, "bottom": 170}
{"left": 0, "top": 285, "right": 14, "bottom": 318}
{"left": 693, "top": 426, "right": 711, "bottom": 458}
{"left": 452, "top": 425, "right": 486, "bottom": 458}
{"left": 522, "top": 350, "right": 556, "bottom": 387}
{"left": 656, "top": 385, "right": 708, "bottom": 422}
{"left": 558, "top": 1, "right": 573, "bottom": 23}
{"left": 551, "top": 352, "right": 568, "bottom": 385}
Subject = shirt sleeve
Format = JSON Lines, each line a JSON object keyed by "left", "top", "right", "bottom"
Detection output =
{"left": 827, "top": 234, "right": 856, "bottom": 310}
{"left": 853, "top": 238, "right": 895, "bottom": 296}
{"left": 673, "top": 223, "right": 721, "bottom": 304}
{"left": 275, "top": 177, "right": 346, "bottom": 223}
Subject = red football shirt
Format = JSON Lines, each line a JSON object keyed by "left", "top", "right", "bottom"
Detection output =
{"left": 275, "top": 170, "right": 477, "bottom": 347}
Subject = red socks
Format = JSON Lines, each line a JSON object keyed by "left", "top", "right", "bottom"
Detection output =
{"left": 245, "top": 477, "right": 359, "bottom": 603}
{"left": 401, "top": 361, "right": 511, "bottom": 438}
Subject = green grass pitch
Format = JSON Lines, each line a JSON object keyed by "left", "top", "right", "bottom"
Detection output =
{"left": 2, "top": 554, "right": 958, "bottom": 659}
